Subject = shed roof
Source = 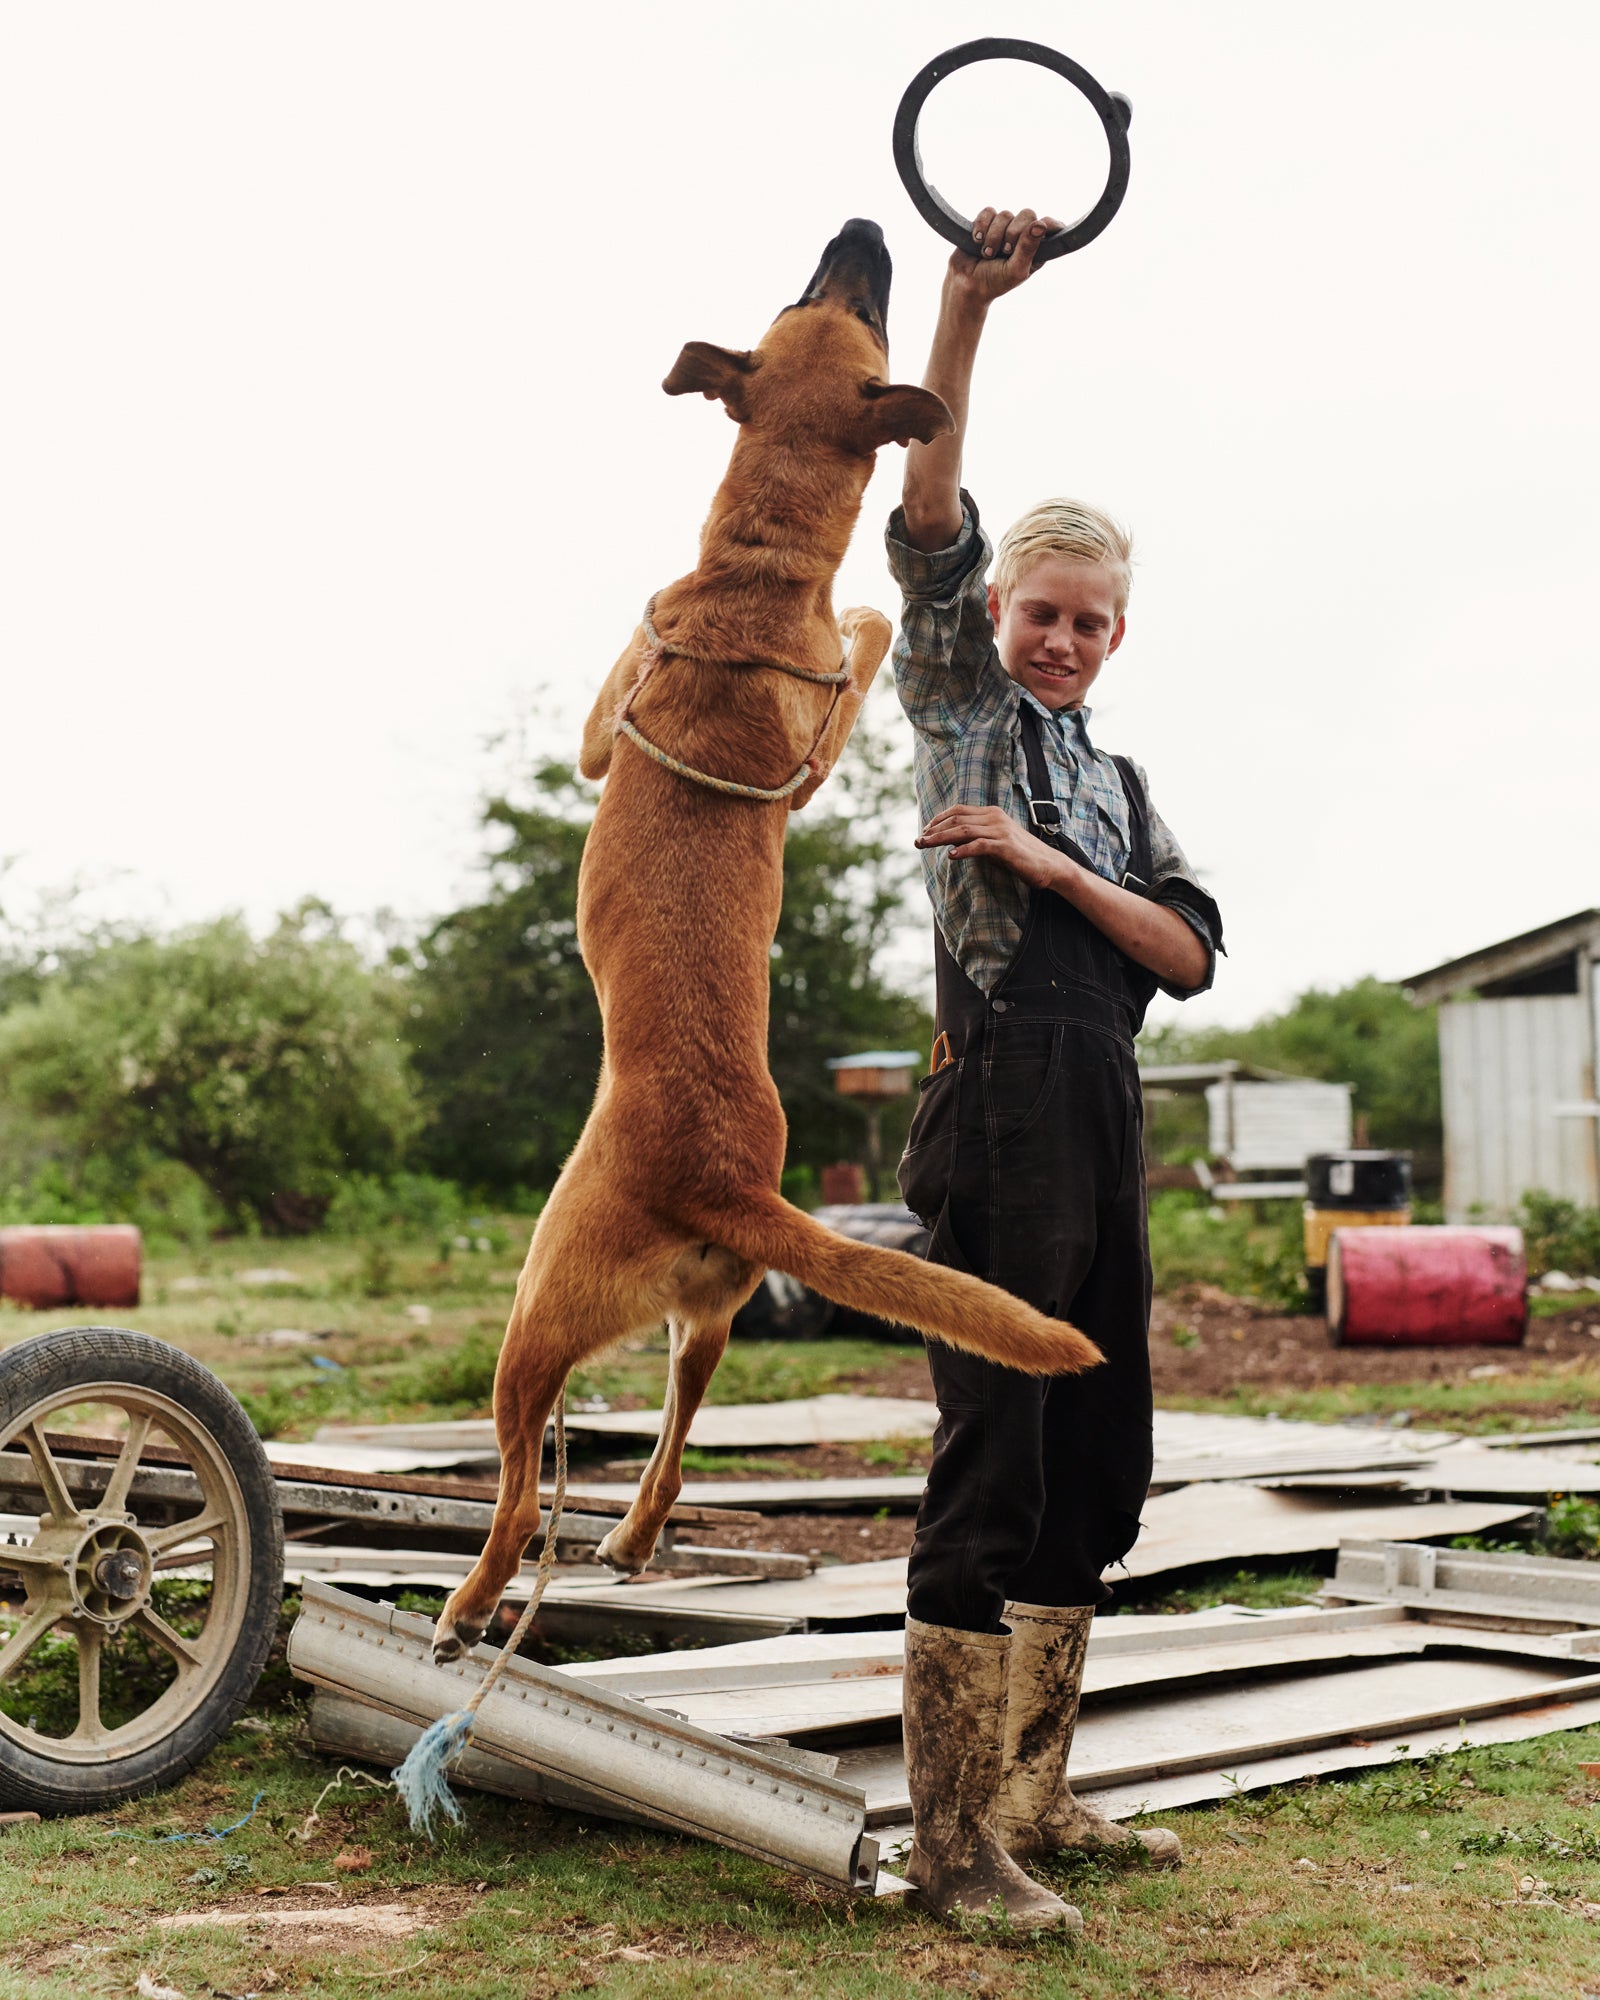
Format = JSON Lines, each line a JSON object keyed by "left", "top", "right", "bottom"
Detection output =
{"left": 1138, "top": 1060, "right": 1297, "bottom": 1090}
{"left": 824, "top": 1050, "right": 922, "bottom": 1071}
{"left": 1402, "top": 909, "right": 1600, "bottom": 1007}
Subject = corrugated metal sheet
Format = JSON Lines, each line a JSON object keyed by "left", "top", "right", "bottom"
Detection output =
{"left": 1206, "top": 1078, "right": 1351, "bottom": 1171}
{"left": 1439, "top": 995, "right": 1598, "bottom": 1219}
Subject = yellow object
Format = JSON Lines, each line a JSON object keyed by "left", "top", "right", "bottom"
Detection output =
{"left": 1303, "top": 1204, "right": 1411, "bottom": 1271}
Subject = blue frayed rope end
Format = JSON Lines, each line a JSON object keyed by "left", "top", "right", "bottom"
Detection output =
{"left": 392, "top": 1708, "right": 475, "bottom": 1838}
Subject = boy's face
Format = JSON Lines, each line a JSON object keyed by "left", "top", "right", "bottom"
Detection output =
{"left": 988, "top": 556, "right": 1125, "bottom": 712}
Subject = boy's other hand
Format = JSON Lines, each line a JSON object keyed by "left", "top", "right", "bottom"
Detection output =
{"left": 916, "top": 805, "right": 1063, "bottom": 890}
{"left": 947, "top": 207, "right": 1065, "bottom": 309}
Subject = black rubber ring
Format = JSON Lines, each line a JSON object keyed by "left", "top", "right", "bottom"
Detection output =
{"left": 892, "top": 38, "right": 1132, "bottom": 265}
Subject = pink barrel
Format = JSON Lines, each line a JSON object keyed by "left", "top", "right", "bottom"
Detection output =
{"left": 1327, "top": 1225, "right": 1525, "bottom": 1347}
{"left": 0, "top": 1226, "right": 142, "bottom": 1310}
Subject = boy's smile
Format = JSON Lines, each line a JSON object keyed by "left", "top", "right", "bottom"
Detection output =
{"left": 987, "top": 555, "right": 1126, "bottom": 711}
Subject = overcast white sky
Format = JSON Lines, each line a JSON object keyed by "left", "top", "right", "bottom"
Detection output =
{"left": 3, "top": 2, "right": 1596, "bottom": 1028}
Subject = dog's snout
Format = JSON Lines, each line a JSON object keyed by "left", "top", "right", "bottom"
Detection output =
{"left": 796, "top": 217, "right": 893, "bottom": 332}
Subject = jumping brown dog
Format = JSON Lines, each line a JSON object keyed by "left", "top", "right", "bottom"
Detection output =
{"left": 432, "top": 221, "right": 1101, "bottom": 1664}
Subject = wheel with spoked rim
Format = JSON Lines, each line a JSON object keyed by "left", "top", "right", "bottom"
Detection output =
{"left": 0, "top": 1326, "right": 283, "bottom": 1813}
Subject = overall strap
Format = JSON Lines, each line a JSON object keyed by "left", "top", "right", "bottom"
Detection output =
{"left": 1017, "top": 702, "right": 1095, "bottom": 870}
{"left": 1018, "top": 702, "right": 1147, "bottom": 889}
{"left": 1109, "top": 753, "right": 1153, "bottom": 894}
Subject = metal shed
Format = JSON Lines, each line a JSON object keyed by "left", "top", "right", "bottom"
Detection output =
{"left": 1404, "top": 910, "right": 1600, "bottom": 1221}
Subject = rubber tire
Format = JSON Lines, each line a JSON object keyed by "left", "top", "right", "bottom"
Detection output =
{"left": 0, "top": 1326, "right": 284, "bottom": 1815}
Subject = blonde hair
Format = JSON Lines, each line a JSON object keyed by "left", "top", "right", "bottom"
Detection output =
{"left": 994, "top": 499, "right": 1135, "bottom": 616}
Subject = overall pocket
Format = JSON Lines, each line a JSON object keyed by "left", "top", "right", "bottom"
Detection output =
{"left": 982, "top": 1022, "right": 1062, "bottom": 1150}
{"left": 897, "top": 1059, "right": 963, "bottom": 1224}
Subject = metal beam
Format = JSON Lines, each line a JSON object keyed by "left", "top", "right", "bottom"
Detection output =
{"left": 287, "top": 1583, "right": 878, "bottom": 1890}
{"left": 1328, "top": 1539, "right": 1600, "bottom": 1631}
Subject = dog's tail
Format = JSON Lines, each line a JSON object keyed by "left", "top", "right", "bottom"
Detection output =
{"left": 703, "top": 1186, "right": 1101, "bottom": 1377}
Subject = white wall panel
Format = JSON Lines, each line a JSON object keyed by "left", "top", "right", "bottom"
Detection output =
{"left": 1206, "top": 1080, "right": 1351, "bottom": 1172}
{"left": 1440, "top": 996, "right": 1597, "bottom": 1219}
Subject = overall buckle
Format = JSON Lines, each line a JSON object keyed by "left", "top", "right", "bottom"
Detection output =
{"left": 1027, "top": 798, "right": 1063, "bottom": 836}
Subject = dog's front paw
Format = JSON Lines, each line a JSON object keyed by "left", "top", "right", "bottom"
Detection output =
{"left": 839, "top": 604, "right": 891, "bottom": 647}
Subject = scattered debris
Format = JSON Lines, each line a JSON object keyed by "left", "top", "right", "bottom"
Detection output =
{"left": 157, "top": 1905, "right": 428, "bottom": 1937}
{"left": 234, "top": 1269, "right": 298, "bottom": 1287}
{"left": 136, "top": 1975, "right": 186, "bottom": 2000}
{"left": 287, "top": 1766, "right": 389, "bottom": 1845}
{"left": 317, "top": 1393, "right": 940, "bottom": 1456}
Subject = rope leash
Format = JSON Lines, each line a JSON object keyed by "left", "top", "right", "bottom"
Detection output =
{"left": 615, "top": 597, "right": 851, "bottom": 805}
{"left": 640, "top": 603, "right": 850, "bottom": 685}
{"left": 615, "top": 717, "right": 813, "bottom": 802}
{"left": 392, "top": 1394, "right": 568, "bottom": 1837}
{"left": 97, "top": 1790, "right": 264, "bottom": 1843}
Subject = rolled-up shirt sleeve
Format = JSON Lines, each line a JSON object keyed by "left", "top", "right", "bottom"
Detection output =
{"left": 886, "top": 491, "right": 1000, "bottom": 746}
{"left": 1130, "top": 761, "right": 1225, "bottom": 1000}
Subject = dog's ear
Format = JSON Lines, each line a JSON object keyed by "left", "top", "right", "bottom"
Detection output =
{"left": 663, "top": 342, "right": 761, "bottom": 420}
{"left": 859, "top": 381, "right": 955, "bottom": 450}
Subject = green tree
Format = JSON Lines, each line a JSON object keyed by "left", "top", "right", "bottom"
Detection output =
{"left": 406, "top": 770, "right": 602, "bottom": 1199}
{"left": 409, "top": 709, "right": 933, "bottom": 1201}
{"left": 0, "top": 902, "right": 420, "bottom": 1227}
{"left": 769, "top": 693, "right": 932, "bottom": 1178}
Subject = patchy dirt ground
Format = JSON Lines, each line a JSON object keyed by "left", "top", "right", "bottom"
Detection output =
{"left": 674, "top": 1509, "right": 918, "bottom": 1563}
{"left": 616, "top": 1296, "right": 1600, "bottom": 1421}
{"left": 1148, "top": 1289, "right": 1600, "bottom": 1396}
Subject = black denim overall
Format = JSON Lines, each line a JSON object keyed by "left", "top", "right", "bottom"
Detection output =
{"left": 899, "top": 706, "right": 1185, "bottom": 1632}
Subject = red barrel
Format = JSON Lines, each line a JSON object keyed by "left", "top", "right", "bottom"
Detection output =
{"left": 0, "top": 1226, "right": 142, "bottom": 1309}
{"left": 1327, "top": 1225, "right": 1525, "bottom": 1348}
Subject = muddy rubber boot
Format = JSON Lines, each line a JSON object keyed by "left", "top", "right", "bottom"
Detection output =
{"left": 996, "top": 1602, "right": 1182, "bottom": 1870}
{"left": 901, "top": 1617, "right": 1081, "bottom": 1930}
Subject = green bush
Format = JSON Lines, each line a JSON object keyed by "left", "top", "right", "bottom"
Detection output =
{"left": 324, "top": 1171, "right": 469, "bottom": 1242}
{"left": 1518, "top": 1190, "right": 1600, "bottom": 1279}
{"left": 399, "top": 1327, "right": 500, "bottom": 1409}
{"left": 1147, "top": 1190, "right": 1308, "bottom": 1310}
{"left": 0, "top": 1154, "right": 225, "bottom": 1249}
{"left": 0, "top": 903, "right": 421, "bottom": 1229}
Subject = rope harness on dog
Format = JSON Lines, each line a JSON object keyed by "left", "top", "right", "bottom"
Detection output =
{"left": 614, "top": 598, "right": 851, "bottom": 803}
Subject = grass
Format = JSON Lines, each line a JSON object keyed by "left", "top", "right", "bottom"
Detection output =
{"left": 1114, "top": 1565, "right": 1328, "bottom": 1617}
{"left": 1159, "top": 1363, "right": 1600, "bottom": 1434}
{"left": 9, "top": 1677, "right": 1600, "bottom": 1998}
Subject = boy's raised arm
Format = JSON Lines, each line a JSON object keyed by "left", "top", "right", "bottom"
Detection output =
{"left": 901, "top": 206, "right": 1061, "bottom": 553}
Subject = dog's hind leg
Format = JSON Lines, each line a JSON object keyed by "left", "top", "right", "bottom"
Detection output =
{"left": 431, "top": 1330, "right": 574, "bottom": 1665}
{"left": 594, "top": 1310, "right": 731, "bottom": 1576}
{"left": 430, "top": 1246, "right": 619, "bottom": 1665}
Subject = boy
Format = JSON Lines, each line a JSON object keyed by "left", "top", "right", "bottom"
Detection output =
{"left": 888, "top": 206, "right": 1223, "bottom": 1931}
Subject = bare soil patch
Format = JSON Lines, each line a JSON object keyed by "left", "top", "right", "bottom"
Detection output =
{"left": 1150, "top": 1289, "right": 1600, "bottom": 1399}
{"left": 675, "top": 1509, "right": 917, "bottom": 1562}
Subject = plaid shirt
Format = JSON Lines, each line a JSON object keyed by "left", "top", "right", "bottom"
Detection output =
{"left": 887, "top": 492, "right": 1217, "bottom": 998}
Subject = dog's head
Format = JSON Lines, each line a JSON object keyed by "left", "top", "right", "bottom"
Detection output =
{"left": 662, "top": 219, "right": 953, "bottom": 456}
